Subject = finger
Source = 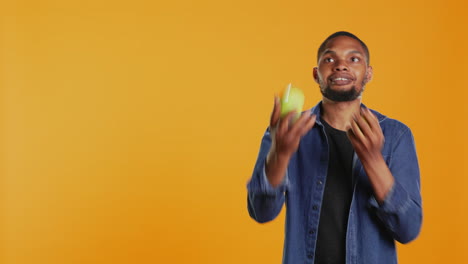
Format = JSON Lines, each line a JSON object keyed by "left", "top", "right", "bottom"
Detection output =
{"left": 300, "top": 114, "right": 316, "bottom": 136}
{"left": 278, "top": 110, "right": 296, "bottom": 136}
{"left": 346, "top": 128, "right": 357, "bottom": 143}
{"left": 346, "top": 128, "right": 362, "bottom": 151}
{"left": 355, "top": 110, "right": 373, "bottom": 137}
{"left": 358, "top": 107, "right": 371, "bottom": 128}
{"left": 284, "top": 110, "right": 298, "bottom": 124}
{"left": 362, "top": 107, "right": 383, "bottom": 135}
{"left": 366, "top": 107, "right": 378, "bottom": 121}
{"left": 289, "top": 111, "right": 311, "bottom": 136}
{"left": 363, "top": 107, "right": 379, "bottom": 126}
{"left": 350, "top": 117, "right": 366, "bottom": 143}
{"left": 270, "top": 96, "right": 281, "bottom": 128}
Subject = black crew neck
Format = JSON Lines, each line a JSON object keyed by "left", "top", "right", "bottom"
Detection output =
{"left": 321, "top": 118, "right": 347, "bottom": 135}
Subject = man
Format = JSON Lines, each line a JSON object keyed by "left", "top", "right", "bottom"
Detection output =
{"left": 247, "top": 31, "right": 422, "bottom": 264}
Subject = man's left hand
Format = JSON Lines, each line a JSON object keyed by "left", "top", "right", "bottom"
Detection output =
{"left": 347, "top": 106, "right": 394, "bottom": 203}
{"left": 347, "top": 107, "right": 384, "bottom": 163}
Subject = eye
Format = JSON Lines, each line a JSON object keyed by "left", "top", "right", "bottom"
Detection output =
{"left": 324, "top": 58, "right": 335, "bottom": 63}
{"left": 351, "top": 57, "right": 360, "bottom": 62}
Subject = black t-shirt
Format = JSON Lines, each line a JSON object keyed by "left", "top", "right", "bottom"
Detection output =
{"left": 314, "top": 119, "right": 354, "bottom": 264}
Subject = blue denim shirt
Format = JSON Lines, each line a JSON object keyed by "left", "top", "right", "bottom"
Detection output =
{"left": 247, "top": 102, "right": 422, "bottom": 264}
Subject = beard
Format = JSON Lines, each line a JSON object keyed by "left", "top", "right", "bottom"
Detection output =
{"left": 320, "top": 81, "right": 366, "bottom": 102}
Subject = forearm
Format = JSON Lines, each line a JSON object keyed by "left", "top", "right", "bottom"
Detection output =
{"left": 247, "top": 131, "right": 289, "bottom": 223}
{"left": 247, "top": 156, "right": 288, "bottom": 223}
{"left": 361, "top": 154, "right": 395, "bottom": 204}
{"left": 365, "top": 128, "right": 422, "bottom": 244}
{"left": 368, "top": 180, "right": 422, "bottom": 244}
{"left": 265, "top": 146, "right": 291, "bottom": 188}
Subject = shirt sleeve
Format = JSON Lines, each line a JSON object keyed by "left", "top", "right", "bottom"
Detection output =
{"left": 247, "top": 127, "right": 290, "bottom": 223}
{"left": 368, "top": 126, "right": 423, "bottom": 244}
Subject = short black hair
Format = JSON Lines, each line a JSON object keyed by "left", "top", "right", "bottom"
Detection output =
{"left": 317, "top": 31, "right": 370, "bottom": 64}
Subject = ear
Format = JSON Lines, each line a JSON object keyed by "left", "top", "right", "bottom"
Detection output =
{"left": 313, "top": 67, "right": 319, "bottom": 84}
{"left": 364, "top": 66, "right": 373, "bottom": 83}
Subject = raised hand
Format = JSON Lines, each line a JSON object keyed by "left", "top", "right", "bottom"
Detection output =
{"left": 266, "top": 97, "right": 316, "bottom": 187}
{"left": 347, "top": 107, "right": 384, "bottom": 164}
{"left": 347, "top": 106, "right": 394, "bottom": 203}
{"left": 270, "top": 97, "right": 316, "bottom": 159}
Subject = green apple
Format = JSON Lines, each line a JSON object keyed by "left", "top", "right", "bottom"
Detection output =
{"left": 280, "top": 84, "right": 304, "bottom": 121}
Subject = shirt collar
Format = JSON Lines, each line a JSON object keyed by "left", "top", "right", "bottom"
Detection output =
{"left": 310, "top": 101, "right": 387, "bottom": 126}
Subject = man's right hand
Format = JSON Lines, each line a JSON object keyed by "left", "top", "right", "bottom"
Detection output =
{"left": 265, "top": 97, "right": 316, "bottom": 187}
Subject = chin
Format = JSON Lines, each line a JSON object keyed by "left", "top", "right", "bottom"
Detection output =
{"left": 321, "top": 85, "right": 363, "bottom": 102}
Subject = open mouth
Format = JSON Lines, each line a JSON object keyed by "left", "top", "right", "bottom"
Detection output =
{"left": 329, "top": 76, "right": 353, "bottom": 86}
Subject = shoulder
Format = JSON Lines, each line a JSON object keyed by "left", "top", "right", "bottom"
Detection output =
{"left": 369, "top": 108, "right": 412, "bottom": 139}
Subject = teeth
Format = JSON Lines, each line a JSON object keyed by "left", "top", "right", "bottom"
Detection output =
{"left": 334, "top": 78, "right": 349, "bottom": 81}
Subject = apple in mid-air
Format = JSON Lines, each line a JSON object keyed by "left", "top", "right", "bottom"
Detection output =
{"left": 280, "top": 83, "right": 304, "bottom": 121}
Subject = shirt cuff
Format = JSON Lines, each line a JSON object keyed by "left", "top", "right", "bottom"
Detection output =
{"left": 368, "top": 181, "right": 412, "bottom": 214}
{"left": 260, "top": 159, "right": 289, "bottom": 194}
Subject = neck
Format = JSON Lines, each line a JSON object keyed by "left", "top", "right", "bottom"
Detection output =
{"left": 321, "top": 97, "right": 362, "bottom": 131}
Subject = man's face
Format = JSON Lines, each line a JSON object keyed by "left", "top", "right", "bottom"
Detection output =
{"left": 313, "top": 36, "right": 372, "bottom": 102}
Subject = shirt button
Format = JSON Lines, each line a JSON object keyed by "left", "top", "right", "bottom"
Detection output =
{"left": 317, "top": 180, "right": 323, "bottom": 185}
{"left": 308, "top": 253, "right": 314, "bottom": 259}
{"left": 309, "top": 229, "right": 315, "bottom": 234}
{"left": 312, "top": 205, "right": 318, "bottom": 210}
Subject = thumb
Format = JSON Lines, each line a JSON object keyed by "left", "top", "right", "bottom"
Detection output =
{"left": 270, "top": 96, "right": 281, "bottom": 128}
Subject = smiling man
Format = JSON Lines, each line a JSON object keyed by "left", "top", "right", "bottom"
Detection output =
{"left": 247, "top": 32, "right": 422, "bottom": 264}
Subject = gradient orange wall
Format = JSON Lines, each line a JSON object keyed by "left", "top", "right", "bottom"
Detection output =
{"left": 2, "top": 0, "right": 467, "bottom": 263}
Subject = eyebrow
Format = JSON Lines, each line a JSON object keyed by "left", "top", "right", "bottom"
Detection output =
{"left": 323, "top": 50, "right": 363, "bottom": 56}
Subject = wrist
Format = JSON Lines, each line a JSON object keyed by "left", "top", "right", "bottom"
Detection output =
{"left": 360, "top": 151, "right": 385, "bottom": 167}
{"left": 268, "top": 147, "right": 290, "bottom": 165}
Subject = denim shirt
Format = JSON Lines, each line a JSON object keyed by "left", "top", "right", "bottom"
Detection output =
{"left": 247, "top": 102, "right": 422, "bottom": 264}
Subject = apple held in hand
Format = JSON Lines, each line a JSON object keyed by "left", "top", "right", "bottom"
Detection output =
{"left": 280, "top": 83, "right": 305, "bottom": 121}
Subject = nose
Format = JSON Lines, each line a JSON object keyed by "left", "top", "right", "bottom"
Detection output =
{"left": 333, "top": 60, "right": 349, "bottom": 71}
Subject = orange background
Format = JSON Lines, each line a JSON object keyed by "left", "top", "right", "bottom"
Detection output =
{"left": 2, "top": 0, "right": 467, "bottom": 263}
